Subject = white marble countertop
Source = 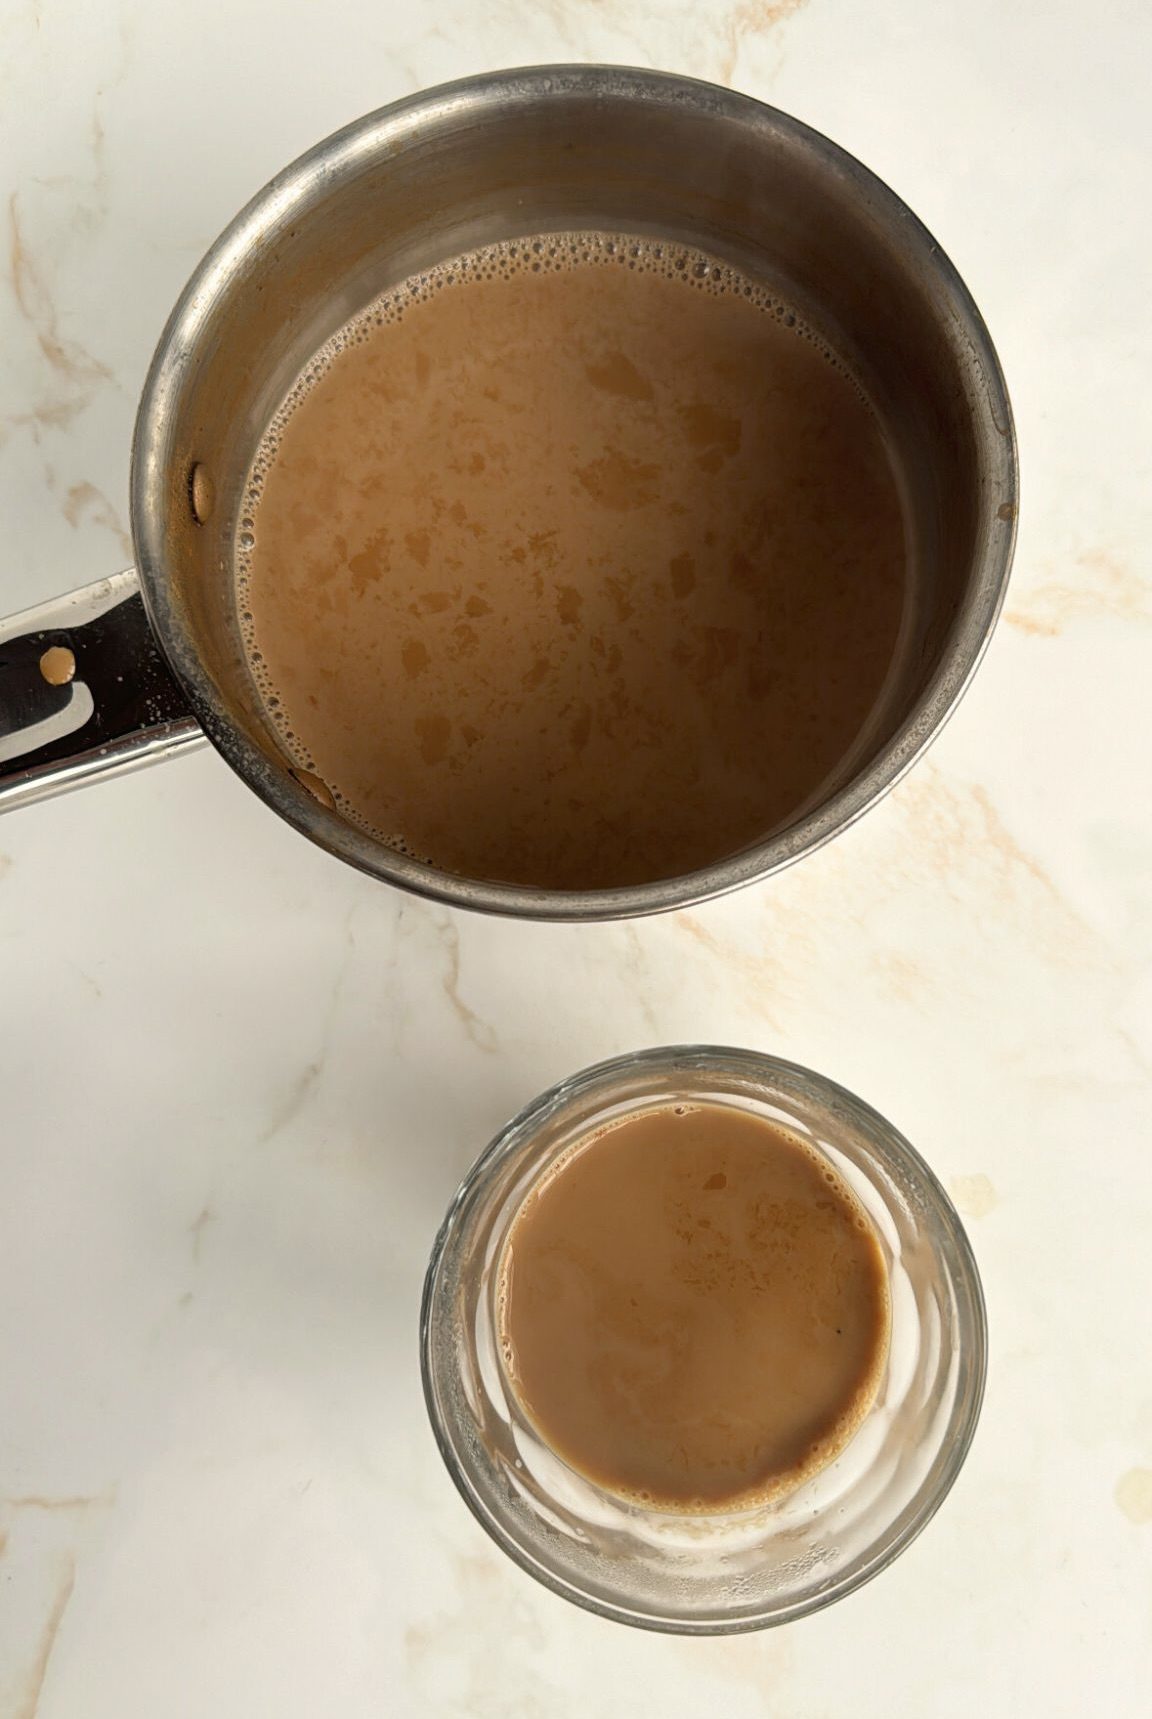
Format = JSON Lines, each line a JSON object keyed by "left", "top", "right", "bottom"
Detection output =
{"left": 2, "top": 2, "right": 1151, "bottom": 1713}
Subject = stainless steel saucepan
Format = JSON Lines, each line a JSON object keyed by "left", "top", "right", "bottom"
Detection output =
{"left": 0, "top": 65, "right": 1016, "bottom": 920}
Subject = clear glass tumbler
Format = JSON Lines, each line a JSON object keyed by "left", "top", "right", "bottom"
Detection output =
{"left": 421, "top": 1046, "right": 986, "bottom": 1633}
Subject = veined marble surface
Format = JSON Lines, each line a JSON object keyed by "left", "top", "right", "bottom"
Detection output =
{"left": 2, "top": 2, "right": 1150, "bottom": 1714}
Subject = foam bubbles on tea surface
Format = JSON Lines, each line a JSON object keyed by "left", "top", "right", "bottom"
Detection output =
{"left": 235, "top": 232, "right": 855, "bottom": 829}
{"left": 233, "top": 231, "right": 904, "bottom": 885}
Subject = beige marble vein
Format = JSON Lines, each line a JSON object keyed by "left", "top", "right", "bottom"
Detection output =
{"left": 675, "top": 909, "right": 786, "bottom": 1027}
{"left": 6, "top": 193, "right": 113, "bottom": 435}
{"left": 435, "top": 912, "right": 498, "bottom": 1053}
{"left": 14, "top": 1558, "right": 74, "bottom": 1719}
{"left": 259, "top": 1059, "right": 323, "bottom": 1146}
{"left": 673, "top": 1627, "right": 796, "bottom": 1704}
{"left": 60, "top": 479, "right": 132, "bottom": 559}
{"left": 1006, "top": 547, "right": 1151, "bottom": 637}
{"left": 68, "top": 963, "right": 103, "bottom": 999}
{"left": 860, "top": 765, "right": 1106, "bottom": 969}
{"left": 4, "top": 1494, "right": 111, "bottom": 1513}
{"left": 188, "top": 1202, "right": 216, "bottom": 1262}
{"left": 719, "top": 0, "right": 807, "bottom": 84}
{"left": 871, "top": 948, "right": 936, "bottom": 1002}
{"left": 621, "top": 923, "right": 660, "bottom": 1033}
{"left": 405, "top": 1545, "right": 558, "bottom": 1717}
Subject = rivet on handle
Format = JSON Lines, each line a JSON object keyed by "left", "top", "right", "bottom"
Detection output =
{"left": 189, "top": 462, "right": 215, "bottom": 525}
{"left": 39, "top": 645, "right": 76, "bottom": 686}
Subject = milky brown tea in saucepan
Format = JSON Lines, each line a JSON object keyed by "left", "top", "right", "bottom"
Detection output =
{"left": 238, "top": 235, "right": 908, "bottom": 890}
{"left": 497, "top": 1102, "right": 891, "bottom": 1511}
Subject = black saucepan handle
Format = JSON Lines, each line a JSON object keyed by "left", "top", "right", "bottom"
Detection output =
{"left": 0, "top": 569, "right": 205, "bottom": 813}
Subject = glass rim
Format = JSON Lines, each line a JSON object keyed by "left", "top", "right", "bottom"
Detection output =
{"left": 420, "top": 1044, "right": 989, "bottom": 1633}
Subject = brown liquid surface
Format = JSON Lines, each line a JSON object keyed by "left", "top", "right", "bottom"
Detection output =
{"left": 499, "top": 1103, "right": 890, "bottom": 1511}
{"left": 240, "top": 236, "right": 907, "bottom": 890}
